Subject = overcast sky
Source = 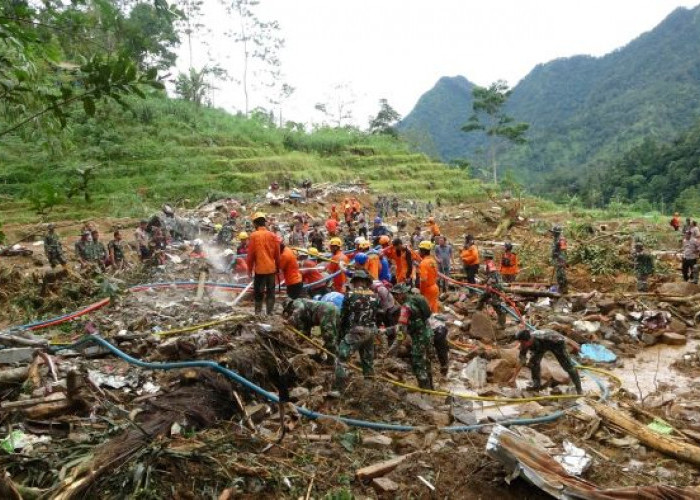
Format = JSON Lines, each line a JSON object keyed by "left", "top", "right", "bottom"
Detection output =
{"left": 177, "top": 0, "right": 699, "bottom": 127}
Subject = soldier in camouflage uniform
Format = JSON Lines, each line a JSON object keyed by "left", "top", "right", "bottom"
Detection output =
{"left": 43, "top": 224, "right": 67, "bottom": 268}
{"left": 514, "top": 329, "right": 582, "bottom": 394}
{"left": 550, "top": 225, "right": 568, "bottom": 294}
{"left": 335, "top": 270, "right": 379, "bottom": 388}
{"left": 390, "top": 283, "right": 442, "bottom": 389}
{"left": 476, "top": 250, "right": 507, "bottom": 329}
{"left": 632, "top": 241, "right": 654, "bottom": 291}
{"left": 283, "top": 298, "right": 339, "bottom": 355}
{"left": 108, "top": 230, "right": 126, "bottom": 269}
{"left": 75, "top": 231, "right": 92, "bottom": 266}
{"left": 216, "top": 218, "right": 236, "bottom": 247}
{"left": 90, "top": 230, "right": 107, "bottom": 269}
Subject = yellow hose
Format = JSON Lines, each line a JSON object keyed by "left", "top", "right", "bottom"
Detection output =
{"left": 286, "top": 325, "right": 594, "bottom": 404}
{"left": 157, "top": 315, "right": 249, "bottom": 337}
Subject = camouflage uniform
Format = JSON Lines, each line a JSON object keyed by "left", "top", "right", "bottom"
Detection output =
{"left": 519, "top": 329, "right": 582, "bottom": 394}
{"left": 551, "top": 232, "right": 568, "bottom": 294}
{"left": 216, "top": 223, "right": 235, "bottom": 247}
{"left": 43, "top": 231, "right": 66, "bottom": 267}
{"left": 287, "top": 299, "right": 339, "bottom": 354}
{"left": 75, "top": 239, "right": 90, "bottom": 262}
{"left": 336, "top": 288, "right": 379, "bottom": 387}
{"left": 108, "top": 239, "right": 126, "bottom": 267}
{"left": 476, "top": 259, "right": 507, "bottom": 328}
{"left": 398, "top": 293, "right": 435, "bottom": 389}
{"left": 633, "top": 247, "right": 654, "bottom": 292}
{"left": 91, "top": 240, "right": 107, "bottom": 265}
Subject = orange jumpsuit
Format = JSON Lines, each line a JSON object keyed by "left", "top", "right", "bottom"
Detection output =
{"left": 330, "top": 209, "right": 340, "bottom": 222}
{"left": 327, "top": 250, "right": 349, "bottom": 292}
{"left": 460, "top": 246, "right": 480, "bottom": 267}
{"left": 365, "top": 252, "right": 380, "bottom": 280}
{"left": 383, "top": 246, "right": 412, "bottom": 283}
{"left": 279, "top": 247, "right": 302, "bottom": 286}
{"left": 419, "top": 256, "right": 440, "bottom": 313}
{"left": 499, "top": 251, "right": 519, "bottom": 282}
{"left": 428, "top": 222, "right": 441, "bottom": 238}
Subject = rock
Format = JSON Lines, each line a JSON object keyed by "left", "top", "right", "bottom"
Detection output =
{"left": 461, "top": 357, "right": 487, "bottom": 388}
{"left": 405, "top": 393, "right": 434, "bottom": 412}
{"left": 372, "top": 477, "right": 399, "bottom": 493}
{"left": 597, "top": 300, "right": 618, "bottom": 314}
{"left": 428, "top": 411, "right": 451, "bottom": 427}
{"left": 660, "top": 332, "right": 687, "bottom": 346}
{"left": 487, "top": 358, "right": 514, "bottom": 384}
{"left": 659, "top": 282, "right": 700, "bottom": 295}
{"left": 670, "top": 319, "right": 688, "bottom": 335}
{"left": 540, "top": 360, "right": 570, "bottom": 385}
{"left": 451, "top": 400, "right": 476, "bottom": 425}
{"left": 0, "top": 348, "right": 35, "bottom": 364}
{"left": 396, "top": 433, "right": 423, "bottom": 452}
{"left": 289, "top": 387, "right": 310, "bottom": 400}
{"left": 573, "top": 320, "right": 600, "bottom": 334}
{"left": 640, "top": 332, "right": 659, "bottom": 346}
{"left": 362, "top": 434, "right": 392, "bottom": 449}
{"left": 469, "top": 311, "right": 495, "bottom": 342}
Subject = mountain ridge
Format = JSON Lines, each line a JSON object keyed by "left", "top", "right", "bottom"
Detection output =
{"left": 399, "top": 4, "right": 700, "bottom": 182}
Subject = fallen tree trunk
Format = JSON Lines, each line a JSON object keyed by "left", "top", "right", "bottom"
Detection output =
{"left": 504, "top": 287, "right": 561, "bottom": 299}
{"left": 0, "top": 366, "right": 29, "bottom": 385}
{"left": 590, "top": 400, "right": 700, "bottom": 467}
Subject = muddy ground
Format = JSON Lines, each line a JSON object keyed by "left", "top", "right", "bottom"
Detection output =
{"left": 2, "top": 192, "right": 700, "bottom": 498}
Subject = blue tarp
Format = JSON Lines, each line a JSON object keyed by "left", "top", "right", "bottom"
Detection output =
{"left": 580, "top": 343, "right": 617, "bottom": 363}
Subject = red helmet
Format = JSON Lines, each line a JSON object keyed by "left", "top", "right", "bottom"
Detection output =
{"left": 230, "top": 210, "right": 238, "bottom": 218}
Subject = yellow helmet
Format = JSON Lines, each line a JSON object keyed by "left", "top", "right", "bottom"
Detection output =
{"left": 329, "top": 237, "right": 342, "bottom": 247}
{"left": 214, "top": 223, "right": 223, "bottom": 231}
{"left": 238, "top": 231, "right": 249, "bottom": 240}
{"left": 419, "top": 240, "right": 433, "bottom": 251}
{"left": 359, "top": 239, "right": 371, "bottom": 250}
{"left": 307, "top": 247, "right": 320, "bottom": 257}
{"left": 252, "top": 211, "right": 266, "bottom": 221}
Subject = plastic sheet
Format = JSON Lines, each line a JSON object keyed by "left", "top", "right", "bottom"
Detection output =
{"left": 580, "top": 343, "right": 617, "bottom": 363}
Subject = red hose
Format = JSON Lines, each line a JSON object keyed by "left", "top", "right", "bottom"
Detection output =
{"left": 27, "top": 297, "right": 111, "bottom": 331}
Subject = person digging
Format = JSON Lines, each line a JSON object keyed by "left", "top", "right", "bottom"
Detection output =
{"left": 509, "top": 329, "right": 583, "bottom": 395}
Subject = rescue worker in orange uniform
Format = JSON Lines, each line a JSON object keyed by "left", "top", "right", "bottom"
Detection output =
{"left": 499, "top": 242, "right": 520, "bottom": 283}
{"left": 246, "top": 213, "right": 281, "bottom": 316}
{"left": 330, "top": 205, "right": 340, "bottom": 222}
{"left": 279, "top": 240, "right": 304, "bottom": 299}
{"left": 427, "top": 217, "right": 441, "bottom": 242}
{"left": 358, "top": 239, "right": 380, "bottom": 280}
{"left": 418, "top": 240, "right": 439, "bottom": 313}
{"left": 327, "top": 237, "right": 349, "bottom": 292}
{"left": 384, "top": 237, "right": 413, "bottom": 284}
{"left": 460, "top": 234, "right": 480, "bottom": 285}
{"left": 301, "top": 247, "right": 328, "bottom": 296}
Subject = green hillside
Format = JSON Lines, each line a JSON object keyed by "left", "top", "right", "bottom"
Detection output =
{"left": 0, "top": 96, "right": 484, "bottom": 224}
{"left": 400, "top": 5, "right": 700, "bottom": 186}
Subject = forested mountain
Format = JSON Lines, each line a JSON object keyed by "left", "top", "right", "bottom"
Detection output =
{"left": 400, "top": 5, "right": 700, "bottom": 184}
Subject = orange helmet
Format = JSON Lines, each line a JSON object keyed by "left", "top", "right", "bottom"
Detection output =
{"left": 379, "top": 235, "right": 390, "bottom": 246}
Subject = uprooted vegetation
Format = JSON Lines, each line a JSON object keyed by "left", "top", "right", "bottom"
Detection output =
{"left": 2, "top": 190, "right": 700, "bottom": 499}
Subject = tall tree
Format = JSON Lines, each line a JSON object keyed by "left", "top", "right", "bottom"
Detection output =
{"left": 369, "top": 98, "right": 401, "bottom": 136}
{"left": 461, "top": 80, "right": 528, "bottom": 183}
{"left": 228, "top": 0, "right": 283, "bottom": 115}
{"left": 0, "top": 1, "right": 167, "bottom": 138}
{"left": 314, "top": 83, "right": 356, "bottom": 127}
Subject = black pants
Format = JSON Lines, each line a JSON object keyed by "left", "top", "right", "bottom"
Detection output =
{"left": 432, "top": 325, "right": 449, "bottom": 373}
{"left": 464, "top": 264, "right": 478, "bottom": 284}
{"left": 253, "top": 273, "right": 276, "bottom": 314}
{"left": 682, "top": 258, "right": 697, "bottom": 281}
{"left": 529, "top": 344, "right": 582, "bottom": 393}
{"left": 286, "top": 282, "right": 304, "bottom": 300}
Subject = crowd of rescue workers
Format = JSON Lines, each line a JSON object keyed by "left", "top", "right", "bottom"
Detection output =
{"left": 42, "top": 196, "right": 700, "bottom": 396}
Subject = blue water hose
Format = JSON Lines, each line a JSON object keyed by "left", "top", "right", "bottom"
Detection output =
{"left": 51, "top": 335, "right": 608, "bottom": 432}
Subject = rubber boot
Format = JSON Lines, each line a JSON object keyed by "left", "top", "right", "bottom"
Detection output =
{"left": 266, "top": 294, "right": 275, "bottom": 316}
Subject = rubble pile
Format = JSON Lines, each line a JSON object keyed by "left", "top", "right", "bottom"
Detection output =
{"left": 2, "top": 192, "right": 700, "bottom": 498}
